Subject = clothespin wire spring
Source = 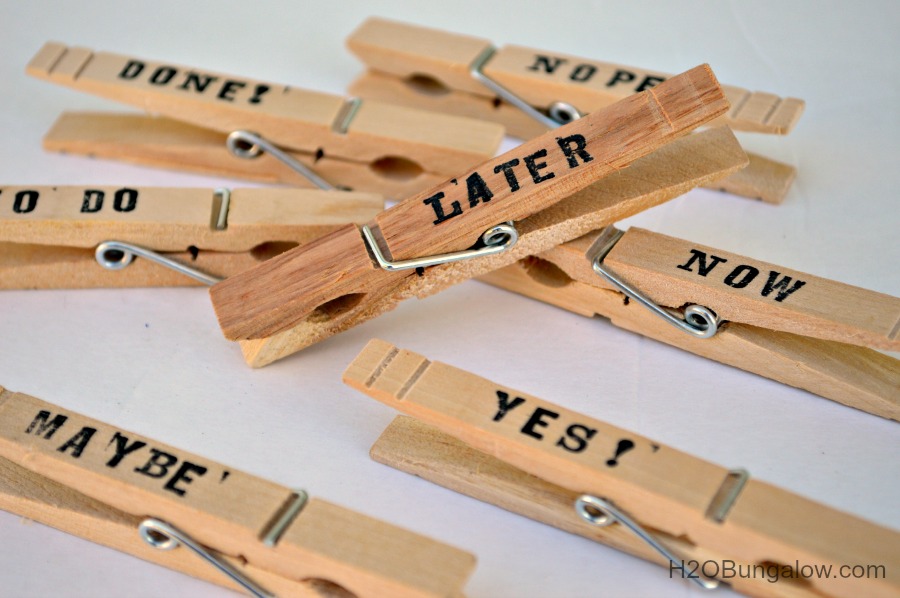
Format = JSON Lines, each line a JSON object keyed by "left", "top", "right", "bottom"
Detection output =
{"left": 95, "top": 241, "right": 222, "bottom": 286}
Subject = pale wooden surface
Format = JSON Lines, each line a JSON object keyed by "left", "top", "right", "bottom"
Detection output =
{"left": 27, "top": 42, "right": 504, "bottom": 175}
{"left": 346, "top": 341, "right": 900, "bottom": 598}
{"left": 44, "top": 112, "right": 446, "bottom": 197}
{"left": 235, "top": 126, "right": 746, "bottom": 366}
{"left": 0, "top": 386, "right": 475, "bottom": 598}
{"left": 0, "top": 186, "right": 383, "bottom": 288}
{"left": 347, "top": 18, "right": 804, "bottom": 136}
{"left": 210, "top": 65, "right": 730, "bottom": 342}
{"left": 558, "top": 227, "right": 900, "bottom": 351}
{"left": 480, "top": 258, "right": 900, "bottom": 421}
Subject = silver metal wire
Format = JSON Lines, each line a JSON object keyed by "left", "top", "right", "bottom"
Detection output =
{"left": 94, "top": 241, "right": 222, "bottom": 286}
{"left": 226, "top": 130, "right": 335, "bottom": 191}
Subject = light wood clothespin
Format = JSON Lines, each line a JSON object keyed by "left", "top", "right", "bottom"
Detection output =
{"left": 0, "top": 185, "right": 382, "bottom": 288}
{"left": 26, "top": 42, "right": 504, "bottom": 196}
{"left": 346, "top": 17, "right": 804, "bottom": 203}
{"left": 344, "top": 340, "right": 900, "bottom": 598}
{"left": 0, "top": 385, "right": 475, "bottom": 597}
{"left": 479, "top": 226, "right": 900, "bottom": 421}
{"left": 208, "top": 65, "right": 737, "bottom": 366}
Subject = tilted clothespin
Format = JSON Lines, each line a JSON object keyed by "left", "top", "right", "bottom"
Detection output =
{"left": 26, "top": 42, "right": 504, "bottom": 197}
{"left": 479, "top": 226, "right": 900, "bottom": 421}
{"left": 344, "top": 340, "right": 900, "bottom": 598}
{"left": 0, "top": 385, "right": 475, "bottom": 597}
{"left": 208, "top": 65, "right": 740, "bottom": 367}
{"left": 346, "top": 17, "right": 804, "bottom": 204}
{"left": 0, "top": 185, "right": 382, "bottom": 288}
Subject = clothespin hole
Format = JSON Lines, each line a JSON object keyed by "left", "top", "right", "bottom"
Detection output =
{"left": 369, "top": 156, "right": 424, "bottom": 182}
{"left": 309, "top": 293, "right": 367, "bottom": 323}
{"left": 250, "top": 241, "right": 300, "bottom": 262}
{"left": 521, "top": 256, "right": 574, "bottom": 289}
{"left": 403, "top": 74, "right": 451, "bottom": 97}
{"left": 302, "top": 578, "right": 357, "bottom": 598}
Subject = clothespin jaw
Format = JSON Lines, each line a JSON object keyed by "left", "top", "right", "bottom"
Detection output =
{"left": 478, "top": 226, "right": 900, "bottom": 420}
{"left": 0, "top": 186, "right": 383, "bottom": 288}
{"left": 344, "top": 340, "right": 900, "bottom": 598}
{"left": 346, "top": 17, "right": 804, "bottom": 203}
{"left": 0, "top": 386, "right": 475, "bottom": 597}
{"left": 26, "top": 42, "right": 505, "bottom": 194}
{"left": 210, "top": 65, "right": 734, "bottom": 364}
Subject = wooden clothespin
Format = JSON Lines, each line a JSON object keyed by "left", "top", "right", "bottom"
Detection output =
{"left": 26, "top": 42, "right": 504, "bottom": 196}
{"left": 0, "top": 185, "right": 382, "bottom": 288}
{"left": 479, "top": 226, "right": 900, "bottom": 421}
{"left": 344, "top": 340, "right": 900, "bottom": 598}
{"left": 209, "top": 65, "right": 738, "bottom": 367}
{"left": 346, "top": 17, "right": 804, "bottom": 204}
{"left": 0, "top": 385, "right": 475, "bottom": 597}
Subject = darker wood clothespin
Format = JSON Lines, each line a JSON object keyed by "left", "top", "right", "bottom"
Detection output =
{"left": 26, "top": 42, "right": 504, "bottom": 196}
{"left": 344, "top": 340, "right": 900, "bottom": 598}
{"left": 479, "top": 226, "right": 900, "bottom": 421}
{"left": 346, "top": 17, "right": 804, "bottom": 203}
{"left": 0, "top": 186, "right": 382, "bottom": 288}
{"left": 209, "top": 65, "right": 737, "bottom": 366}
{"left": 0, "top": 385, "right": 475, "bottom": 597}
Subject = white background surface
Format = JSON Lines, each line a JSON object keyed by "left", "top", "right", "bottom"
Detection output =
{"left": 0, "top": 1, "right": 897, "bottom": 597}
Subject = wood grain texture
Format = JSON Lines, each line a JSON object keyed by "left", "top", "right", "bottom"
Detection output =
{"left": 372, "top": 416, "right": 823, "bottom": 598}
{"left": 233, "top": 127, "right": 747, "bottom": 366}
{"left": 597, "top": 228, "right": 900, "bottom": 351}
{"left": 345, "top": 342, "right": 900, "bottom": 598}
{"left": 27, "top": 42, "right": 503, "bottom": 174}
{"left": 210, "top": 65, "right": 730, "bottom": 342}
{"left": 479, "top": 258, "right": 900, "bottom": 421}
{"left": 43, "top": 112, "right": 446, "bottom": 197}
{"left": 0, "top": 387, "right": 475, "bottom": 598}
{"left": 350, "top": 72, "right": 796, "bottom": 203}
{"left": 347, "top": 17, "right": 804, "bottom": 135}
{"left": 0, "top": 186, "right": 382, "bottom": 288}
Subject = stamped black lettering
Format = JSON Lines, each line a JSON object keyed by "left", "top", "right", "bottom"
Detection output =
{"left": 118, "top": 60, "right": 145, "bottom": 80}
{"left": 677, "top": 249, "right": 728, "bottom": 276}
{"left": 12, "top": 190, "right": 39, "bottom": 214}
{"left": 723, "top": 265, "right": 760, "bottom": 289}
{"left": 493, "top": 159, "right": 522, "bottom": 192}
{"left": 134, "top": 449, "right": 178, "bottom": 479}
{"left": 218, "top": 80, "right": 246, "bottom": 101}
{"left": 465, "top": 172, "right": 494, "bottom": 208}
{"left": 178, "top": 72, "right": 218, "bottom": 93}
{"left": 81, "top": 190, "right": 104, "bottom": 213}
{"left": 423, "top": 191, "right": 463, "bottom": 225}
{"left": 164, "top": 461, "right": 208, "bottom": 496}
{"left": 528, "top": 55, "right": 567, "bottom": 74}
{"left": 606, "top": 69, "right": 637, "bottom": 88}
{"left": 149, "top": 66, "right": 177, "bottom": 85}
{"left": 556, "top": 134, "right": 594, "bottom": 168}
{"left": 113, "top": 188, "right": 138, "bottom": 212}
{"left": 555, "top": 424, "right": 597, "bottom": 453}
{"left": 25, "top": 410, "right": 68, "bottom": 439}
{"left": 249, "top": 84, "right": 270, "bottom": 104}
{"left": 521, "top": 407, "right": 560, "bottom": 440}
{"left": 105, "top": 431, "right": 147, "bottom": 468}
{"left": 493, "top": 390, "right": 526, "bottom": 422}
{"left": 524, "top": 149, "right": 556, "bottom": 184}
{"left": 606, "top": 439, "right": 634, "bottom": 467}
{"left": 761, "top": 271, "right": 806, "bottom": 302}
{"left": 569, "top": 64, "right": 597, "bottom": 82}
{"left": 56, "top": 426, "right": 97, "bottom": 458}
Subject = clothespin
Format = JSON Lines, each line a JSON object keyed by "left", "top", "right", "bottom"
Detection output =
{"left": 0, "top": 385, "right": 475, "bottom": 597}
{"left": 344, "top": 340, "right": 900, "bottom": 598}
{"left": 346, "top": 17, "right": 804, "bottom": 204}
{"left": 0, "top": 185, "right": 382, "bottom": 288}
{"left": 209, "top": 65, "right": 739, "bottom": 367}
{"left": 479, "top": 226, "right": 900, "bottom": 421}
{"left": 26, "top": 42, "right": 504, "bottom": 196}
